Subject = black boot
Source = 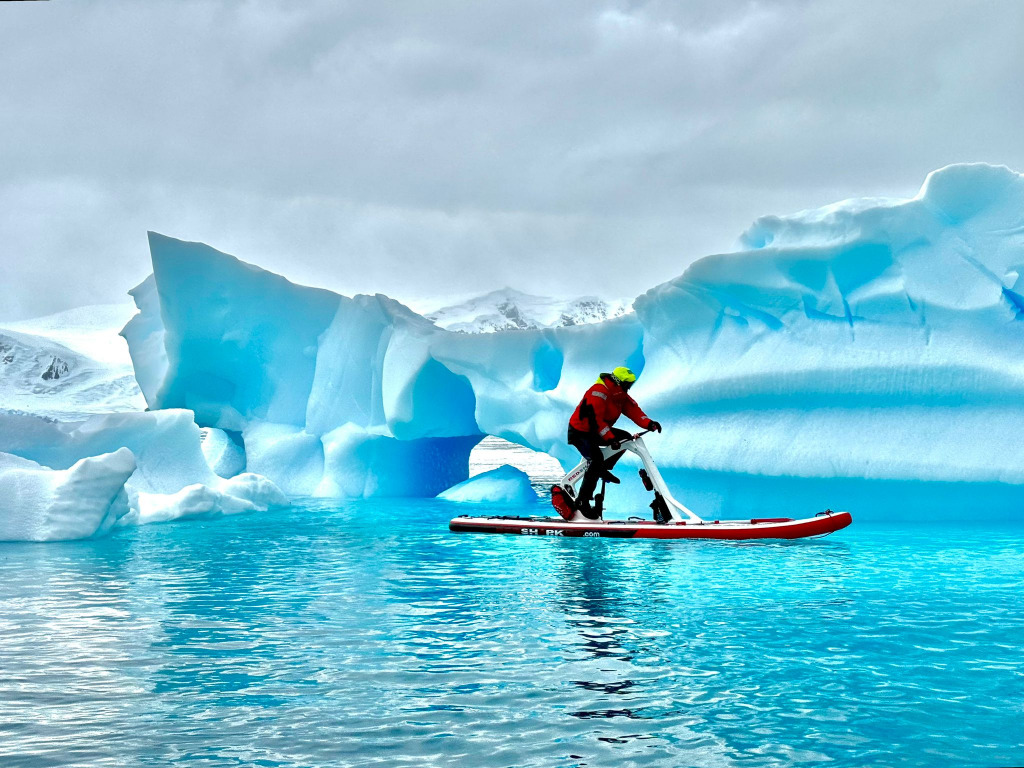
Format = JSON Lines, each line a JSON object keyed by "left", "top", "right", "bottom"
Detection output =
{"left": 602, "top": 470, "right": 620, "bottom": 484}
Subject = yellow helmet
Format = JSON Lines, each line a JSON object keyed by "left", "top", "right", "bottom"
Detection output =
{"left": 611, "top": 366, "right": 637, "bottom": 389}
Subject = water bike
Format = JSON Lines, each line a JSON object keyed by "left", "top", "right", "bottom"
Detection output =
{"left": 449, "top": 430, "right": 851, "bottom": 540}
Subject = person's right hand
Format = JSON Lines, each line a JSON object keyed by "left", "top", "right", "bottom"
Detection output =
{"left": 609, "top": 438, "right": 621, "bottom": 451}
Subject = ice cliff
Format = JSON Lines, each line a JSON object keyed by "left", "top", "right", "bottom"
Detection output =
{"left": 123, "top": 164, "right": 1024, "bottom": 520}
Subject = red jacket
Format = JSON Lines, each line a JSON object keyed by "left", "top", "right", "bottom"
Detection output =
{"left": 569, "top": 373, "right": 652, "bottom": 442}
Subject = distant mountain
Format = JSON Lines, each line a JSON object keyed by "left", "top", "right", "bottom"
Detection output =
{"left": 425, "top": 288, "right": 631, "bottom": 333}
{"left": 0, "top": 304, "right": 145, "bottom": 419}
{"left": 1, "top": 303, "right": 138, "bottom": 365}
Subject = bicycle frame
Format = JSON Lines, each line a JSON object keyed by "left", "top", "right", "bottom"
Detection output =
{"left": 559, "top": 432, "right": 703, "bottom": 523}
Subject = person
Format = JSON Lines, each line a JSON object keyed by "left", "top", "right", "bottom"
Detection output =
{"left": 564, "top": 366, "right": 661, "bottom": 519}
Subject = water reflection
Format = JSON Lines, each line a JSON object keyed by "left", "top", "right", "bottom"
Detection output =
{"left": 0, "top": 503, "right": 1021, "bottom": 768}
{"left": 553, "top": 542, "right": 636, "bottom": 661}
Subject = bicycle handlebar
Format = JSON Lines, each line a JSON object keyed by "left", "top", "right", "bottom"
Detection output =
{"left": 604, "top": 429, "right": 655, "bottom": 452}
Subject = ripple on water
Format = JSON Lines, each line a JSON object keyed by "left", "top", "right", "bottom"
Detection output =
{"left": 0, "top": 502, "right": 1022, "bottom": 767}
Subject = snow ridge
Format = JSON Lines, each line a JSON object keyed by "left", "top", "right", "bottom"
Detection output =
{"left": 0, "top": 327, "right": 144, "bottom": 419}
{"left": 426, "top": 288, "right": 631, "bottom": 333}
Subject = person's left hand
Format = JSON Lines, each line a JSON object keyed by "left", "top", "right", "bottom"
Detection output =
{"left": 649, "top": 421, "right": 662, "bottom": 433}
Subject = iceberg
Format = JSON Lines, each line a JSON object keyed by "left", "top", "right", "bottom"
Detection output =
{"left": 438, "top": 465, "right": 539, "bottom": 505}
{"left": 0, "top": 448, "right": 136, "bottom": 542}
{"left": 0, "top": 303, "right": 287, "bottom": 541}
{"left": 123, "top": 164, "right": 1024, "bottom": 520}
{"left": 627, "top": 163, "right": 1024, "bottom": 518}
{"left": 0, "top": 409, "right": 287, "bottom": 536}
{"left": 122, "top": 234, "right": 485, "bottom": 499}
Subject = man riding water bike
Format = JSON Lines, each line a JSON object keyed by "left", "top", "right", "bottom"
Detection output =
{"left": 558, "top": 366, "right": 662, "bottom": 519}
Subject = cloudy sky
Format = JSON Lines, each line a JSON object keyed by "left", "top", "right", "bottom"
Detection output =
{"left": 2, "top": 0, "right": 1022, "bottom": 320}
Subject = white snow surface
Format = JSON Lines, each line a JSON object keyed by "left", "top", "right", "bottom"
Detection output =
{"left": 2, "top": 303, "right": 139, "bottom": 365}
{"left": 0, "top": 303, "right": 145, "bottom": 419}
{"left": 425, "top": 288, "right": 631, "bottom": 333}
{"left": 438, "top": 464, "right": 539, "bottom": 505}
{"left": 122, "top": 164, "right": 1024, "bottom": 520}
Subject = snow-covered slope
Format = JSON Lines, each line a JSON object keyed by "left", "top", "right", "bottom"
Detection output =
{"left": 2, "top": 303, "right": 138, "bottom": 364}
{"left": 0, "top": 304, "right": 144, "bottom": 419}
{"left": 426, "top": 288, "right": 630, "bottom": 333}
{"left": 0, "top": 328, "right": 144, "bottom": 419}
{"left": 122, "top": 164, "right": 1024, "bottom": 520}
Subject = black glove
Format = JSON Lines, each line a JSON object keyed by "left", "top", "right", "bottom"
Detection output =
{"left": 649, "top": 421, "right": 662, "bottom": 433}
{"left": 609, "top": 438, "right": 622, "bottom": 451}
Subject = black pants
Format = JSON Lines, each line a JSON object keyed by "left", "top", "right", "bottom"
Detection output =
{"left": 567, "top": 426, "right": 631, "bottom": 511}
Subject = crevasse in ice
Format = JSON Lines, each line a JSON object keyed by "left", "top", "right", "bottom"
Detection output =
{"left": 123, "top": 164, "right": 1024, "bottom": 519}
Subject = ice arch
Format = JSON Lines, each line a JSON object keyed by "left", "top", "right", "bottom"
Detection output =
{"left": 124, "top": 165, "right": 1024, "bottom": 519}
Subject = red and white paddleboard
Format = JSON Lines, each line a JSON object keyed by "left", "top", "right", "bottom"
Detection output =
{"left": 449, "top": 510, "right": 852, "bottom": 540}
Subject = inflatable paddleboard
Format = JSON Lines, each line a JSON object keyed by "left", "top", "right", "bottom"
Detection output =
{"left": 449, "top": 510, "right": 852, "bottom": 540}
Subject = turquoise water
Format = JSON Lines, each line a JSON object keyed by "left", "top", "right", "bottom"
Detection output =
{"left": 1, "top": 500, "right": 1022, "bottom": 767}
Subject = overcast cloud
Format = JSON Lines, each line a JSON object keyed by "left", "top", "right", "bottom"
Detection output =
{"left": 1, "top": 0, "right": 1022, "bottom": 319}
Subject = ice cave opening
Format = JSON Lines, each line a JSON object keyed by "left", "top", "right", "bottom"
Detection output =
{"left": 468, "top": 436, "right": 564, "bottom": 494}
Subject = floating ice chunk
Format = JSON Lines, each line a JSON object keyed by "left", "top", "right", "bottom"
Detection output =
{"left": 125, "top": 473, "right": 287, "bottom": 526}
{"left": 438, "top": 464, "right": 539, "bottom": 505}
{"left": 0, "top": 448, "right": 136, "bottom": 541}
{"left": 0, "top": 409, "right": 287, "bottom": 529}
{"left": 0, "top": 409, "right": 220, "bottom": 494}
